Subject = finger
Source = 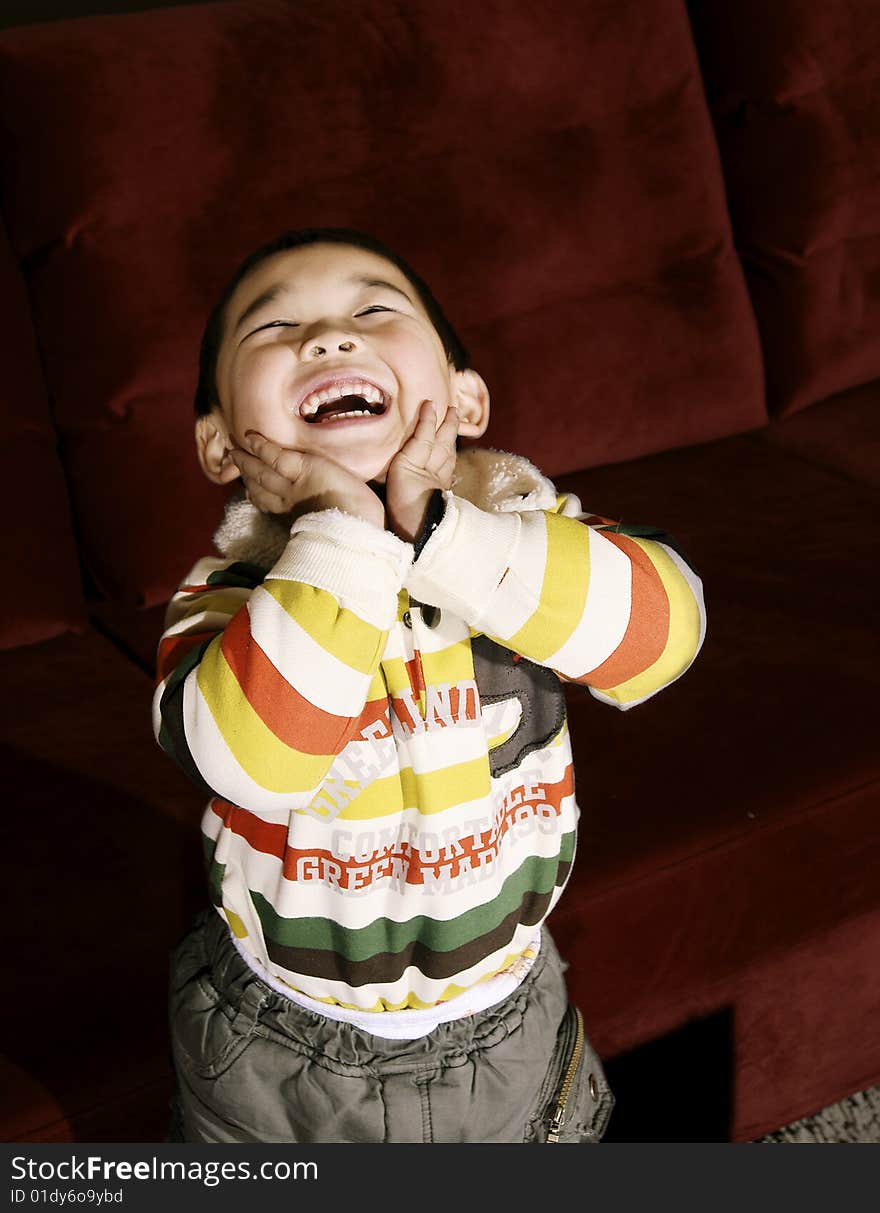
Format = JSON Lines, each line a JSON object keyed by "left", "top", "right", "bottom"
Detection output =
{"left": 243, "top": 431, "right": 308, "bottom": 480}
{"left": 412, "top": 400, "right": 437, "bottom": 434}
{"left": 237, "top": 464, "right": 294, "bottom": 512}
{"left": 431, "top": 440, "right": 458, "bottom": 482}
{"left": 399, "top": 402, "right": 440, "bottom": 465}
{"left": 420, "top": 406, "right": 459, "bottom": 475}
{"left": 217, "top": 452, "right": 243, "bottom": 484}
{"left": 436, "top": 404, "right": 459, "bottom": 443}
{"left": 237, "top": 437, "right": 307, "bottom": 480}
{"left": 229, "top": 447, "right": 301, "bottom": 496}
{"left": 243, "top": 483, "right": 292, "bottom": 514}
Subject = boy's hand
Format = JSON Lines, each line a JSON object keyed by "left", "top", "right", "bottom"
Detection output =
{"left": 228, "top": 431, "right": 385, "bottom": 529}
{"left": 385, "top": 400, "right": 459, "bottom": 544}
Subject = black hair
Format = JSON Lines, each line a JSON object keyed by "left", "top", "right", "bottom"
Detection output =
{"left": 194, "top": 226, "right": 470, "bottom": 417}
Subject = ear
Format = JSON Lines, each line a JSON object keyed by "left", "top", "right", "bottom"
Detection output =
{"left": 450, "top": 368, "right": 490, "bottom": 438}
{"left": 195, "top": 409, "right": 241, "bottom": 485}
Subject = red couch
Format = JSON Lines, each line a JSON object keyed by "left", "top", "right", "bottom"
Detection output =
{"left": 1, "top": 0, "right": 877, "bottom": 1143}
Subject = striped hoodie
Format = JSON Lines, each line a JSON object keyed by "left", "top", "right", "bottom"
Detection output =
{"left": 153, "top": 447, "right": 706, "bottom": 1013}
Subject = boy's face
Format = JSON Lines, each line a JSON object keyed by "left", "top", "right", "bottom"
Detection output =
{"left": 202, "top": 242, "right": 489, "bottom": 485}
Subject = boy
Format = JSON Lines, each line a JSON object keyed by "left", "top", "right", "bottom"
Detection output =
{"left": 154, "top": 227, "right": 706, "bottom": 1143}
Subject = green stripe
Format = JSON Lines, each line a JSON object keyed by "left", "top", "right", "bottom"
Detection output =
{"left": 159, "top": 633, "right": 215, "bottom": 707}
{"left": 206, "top": 561, "right": 268, "bottom": 589}
{"left": 251, "top": 829, "right": 576, "bottom": 960}
{"left": 157, "top": 634, "right": 217, "bottom": 796}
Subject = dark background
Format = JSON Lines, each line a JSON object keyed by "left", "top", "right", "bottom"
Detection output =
{"left": 0, "top": 0, "right": 211, "bottom": 29}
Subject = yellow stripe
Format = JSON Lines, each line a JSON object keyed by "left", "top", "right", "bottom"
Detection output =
{"left": 380, "top": 652, "right": 477, "bottom": 699}
{"left": 602, "top": 538, "right": 702, "bottom": 705}
{"left": 380, "top": 656, "right": 413, "bottom": 696}
{"left": 335, "top": 755, "right": 491, "bottom": 821}
{"left": 308, "top": 768, "right": 404, "bottom": 821}
{"left": 224, "top": 908, "right": 248, "bottom": 939}
{"left": 419, "top": 640, "right": 477, "bottom": 687}
{"left": 506, "top": 513, "right": 591, "bottom": 660}
{"left": 263, "top": 580, "right": 384, "bottom": 675}
{"left": 401, "top": 755, "right": 491, "bottom": 816}
{"left": 197, "top": 641, "right": 334, "bottom": 792}
{"left": 367, "top": 669, "right": 387, "bottom": 701}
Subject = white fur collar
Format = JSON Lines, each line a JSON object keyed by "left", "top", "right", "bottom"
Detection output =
{"left": 212, "top": 446, "right": 557, "bottom": 566}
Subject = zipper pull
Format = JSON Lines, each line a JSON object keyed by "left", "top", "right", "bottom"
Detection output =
{"left": 547, "top": 1109, "right": 565, "bottom": 1143}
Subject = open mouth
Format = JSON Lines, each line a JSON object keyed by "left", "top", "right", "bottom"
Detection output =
{"left": 299, "top": 382, "right": 389, "bottom": 425}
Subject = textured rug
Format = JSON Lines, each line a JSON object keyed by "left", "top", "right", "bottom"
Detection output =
{"left": 756, "top": 1085, "right": 880, "bottom": 1143}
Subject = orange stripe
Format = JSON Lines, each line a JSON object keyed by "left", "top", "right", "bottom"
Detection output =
{"left": 219, "top": 608, "right": 383, "bottom": 755}
{"left": 405, "top": 653, "right": 425, "bottom": 696}
{"left": 156, "top": 630, "right": 216, "bottom": 683}
{"left": 577, "top": 531, "right": 669, "bottom": 689}
{"left": 353, "top": 697, "right": 390, "bottom": 737}
{"left": 209, "top": 798, "right": 288, "bottom": 858}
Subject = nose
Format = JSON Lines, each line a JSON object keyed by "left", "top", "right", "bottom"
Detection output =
{"left": 301, "top": 332, "right": 359, "bottom": 360}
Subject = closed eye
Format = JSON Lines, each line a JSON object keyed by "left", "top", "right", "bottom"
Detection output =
{"left": 242, "top": 319, "right": 298, "bottom": 340}
{"left": 356, "top": 305, "right": 393, "bottom": 315}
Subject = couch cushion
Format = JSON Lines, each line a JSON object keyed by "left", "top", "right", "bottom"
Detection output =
{"left": 556, "top": 429, "right": 875, "bottom": 886}
{"left": 91, "top": 600, "right": 167, "bottom": 677}
{"left": 0, "top": 627, "right": 207, "bottom": 1143}
{"left": 552, "top": 429, "right": 878, "bottom": 1137}
{"left": 691, "top": 0, "right": 880, "bottom": 417}
{"left": 0, "top": 0, "right": 765, "bottom": 611}
{"left": 0, "top": 219, "right": 87, "bottom": 647}
{"left": 756, "top": 378, "right": 880, "bottom": 490}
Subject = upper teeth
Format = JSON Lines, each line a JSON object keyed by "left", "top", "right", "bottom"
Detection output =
{"left": 300, "top": 381, "right": 385, "bottom": 417}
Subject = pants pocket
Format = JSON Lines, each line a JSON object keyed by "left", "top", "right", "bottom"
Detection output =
{"left": 169, "top": 918, "right": 265, "bottom": 1081}
{"left": 525, "top": 1003, "right": 616, "bottom": 1143}
{"left": 573, "top": 1034, "right": 616, "bottom": 1143}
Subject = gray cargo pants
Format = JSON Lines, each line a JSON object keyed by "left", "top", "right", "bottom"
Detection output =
{"left": 167, "top": 907, "right": 615, "bottom": 1144}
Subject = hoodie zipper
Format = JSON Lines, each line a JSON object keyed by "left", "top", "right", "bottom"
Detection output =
{"left": 547, "top": 1006, "right": 585, "bottom": 1143}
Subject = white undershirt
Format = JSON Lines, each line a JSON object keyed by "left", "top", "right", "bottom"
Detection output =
{"left": 229, "top": 929, "right": 543, "bottom": 1041}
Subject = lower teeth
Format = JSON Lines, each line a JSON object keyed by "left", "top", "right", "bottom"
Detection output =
{"left": 317, "top": 409, "right": 374, "bottom": 424}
